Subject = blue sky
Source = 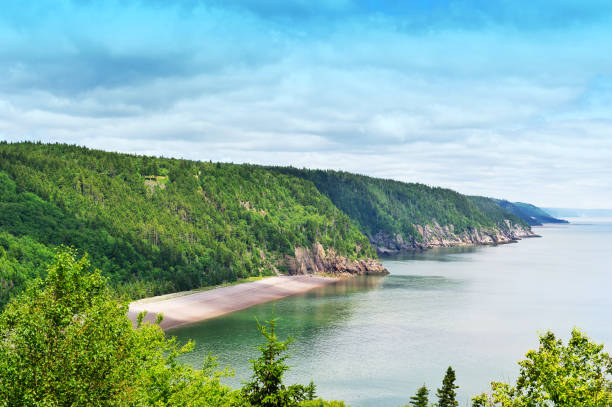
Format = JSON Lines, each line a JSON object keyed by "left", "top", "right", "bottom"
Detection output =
{"left": 1, "top": 0, "right": 611, "bottom": 208}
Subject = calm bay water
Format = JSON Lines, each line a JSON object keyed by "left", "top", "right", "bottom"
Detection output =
{"left": 172, "top": 222, "right": 612, "bottom": 406}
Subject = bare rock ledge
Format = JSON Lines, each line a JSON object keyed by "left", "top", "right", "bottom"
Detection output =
{"left": 371, "top": 220, "right": 539, "bottom": 254}
{"left": 286, "top": 242, "right": 388, "bottom": 276}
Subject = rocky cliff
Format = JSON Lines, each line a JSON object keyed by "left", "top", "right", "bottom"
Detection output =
{"left": 371, "top": 220, "right": 537, "bottom": 254}
{"left": 286, "top": 242, "right": 388, "bottom": 275}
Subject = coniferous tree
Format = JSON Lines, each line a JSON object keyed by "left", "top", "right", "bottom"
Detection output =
{"left": 437, "top": 366, "right": 459, "bottom": 407}
{"left": 241, "top": 318, "right": 316, "bottom": 406}
{"left": 410, "top": 384, "right": 429, "bottom": 407}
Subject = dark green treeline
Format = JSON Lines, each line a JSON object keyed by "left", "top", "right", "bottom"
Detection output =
{"left": 0, "top": 142, "right": 533, "bottom": 307}
{"left": 0, "top": 142, "right": 372, "bottom": 306}
{"left": 268, "top": 168, "right": 530, "bottom": 243}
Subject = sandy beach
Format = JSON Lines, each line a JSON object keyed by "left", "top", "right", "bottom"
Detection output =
{"left": 128, "top": 275, "right": 339, "bottom": 330}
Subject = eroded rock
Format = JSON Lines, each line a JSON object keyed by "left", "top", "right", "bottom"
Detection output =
{"left": 287, "top": 242, "right": 388, "bottom": 276}
{"left": 370, "top": 220, "right": 537, "bottom": 254}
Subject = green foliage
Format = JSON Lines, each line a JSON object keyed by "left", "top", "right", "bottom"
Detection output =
{"left": 0, "top": 142, "right": 536, "bottom": 306}
{"left": 478, "top": 329, "right": 612, "bottom": 406}
{"left": 300, "top": 401, "right": 348, "bottom": 407}
{"left": 0, "top": 249, "right": 238, "bottom": 406}
{"left": 466, "top": 196, "right": 528, "bottom": 231}
{"left": 0, "top": 231, "right": 54, "bottom": 307}
{"left": 437, "top": 366, "right": 459, "bottom": 407}
{"left": 495, "top": 200, "right": 568, "bottom": 226}
{"left": 270, "top": 168, "right": 529, "bottom": 244}
{"left": 0, "top": 142, "right": 374, "bottom": 304}
{"left": 241, "top": 318, "right": 317, "bottom": 406}
{"left": 471, "top": 393, "right": 490, "bottom": 407}
{"left": 409, "top": 384, "right": 430, "bottom": 407}
{"left": 0, "top": 171, "right": 17, "bottom": 201}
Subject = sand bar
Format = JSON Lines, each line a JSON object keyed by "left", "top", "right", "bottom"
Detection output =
{"left": 128, "top": 275, "right": 339, "bottom": 330}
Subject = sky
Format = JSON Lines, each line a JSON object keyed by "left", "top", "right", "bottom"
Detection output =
{"left": 1, "top": 0, "right": 611, "bottom": 208}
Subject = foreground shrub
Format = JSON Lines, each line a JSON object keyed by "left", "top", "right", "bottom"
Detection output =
{"left": 300, "top": 401, "right": 348, "bottom": 407}
{"left": 472, "top": 329, "right": 612, "bottom": 407}
{"left": 0, "top": 249, "right": 237, "bottom": 406}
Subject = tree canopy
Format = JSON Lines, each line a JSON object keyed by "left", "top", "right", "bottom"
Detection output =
{"left": 409, "top": 385, "right": 429, "bottom": 407}
{"left": 269, "top": 168, "right": 529, "bottom": 244}
{"left": 0, "top": 249, "right": 238, "bottom": 406}
{"left": 241, "top": 319, "right": 317, "bottom": 406}
{"left": 436, "top": 366, "right": 459, "bottom": 407}
{"left": 472, "top": 329, "right": 612, "bottom": 406}
{"left": 0, "top": 142, "right": 538, "bottom": 307}
{"left": 0, "top": 142, "right": 373, "bottom": 306}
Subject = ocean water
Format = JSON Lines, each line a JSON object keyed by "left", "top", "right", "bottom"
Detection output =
{"left": 171, "top": 222, "right": 612, "bottom": 406}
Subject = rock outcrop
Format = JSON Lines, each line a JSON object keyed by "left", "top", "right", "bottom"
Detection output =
{"left": 285, "top": 221, "right": 536, "bottom": 274}
{"left": 371, "top": 220, "right": 537, "bottom": 254}
{"left": 286, "top": 242, "right": 388, "bottom": 276}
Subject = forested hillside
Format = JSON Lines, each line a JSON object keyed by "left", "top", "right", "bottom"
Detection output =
{"left": 0, "top": 142, "right": 540, "bottom": 307}
{"left": 496, "top": 200, "right": 569, "bottom": 225}
{"left": 270, "top": 168, "right": 533, "bottom": 252}
{"left": 0, "top": 142, "right": 374, "bottom": 306}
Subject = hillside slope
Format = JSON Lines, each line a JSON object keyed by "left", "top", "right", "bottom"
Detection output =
{"left": 269, "top": 168, "right": 535, "bottom": 253}
{"left": 0, "top": 142, "right": 383, "bottom": 306}
{"left": 496, "top": 200, "right": 568, "bottom": 225}
{"left": 0, "top": 142, "right": 544, "bottom": 307}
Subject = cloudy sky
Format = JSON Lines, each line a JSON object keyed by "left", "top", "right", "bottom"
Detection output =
{"left": 1, "top": 0, "right": 611, "bottom": 208}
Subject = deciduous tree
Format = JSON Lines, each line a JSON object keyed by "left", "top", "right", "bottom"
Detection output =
{"left": 0, "top": 249, "right": 237, "bottom": 406}
{"left": 482, "top": 329, "right": 612, "bottom": 406}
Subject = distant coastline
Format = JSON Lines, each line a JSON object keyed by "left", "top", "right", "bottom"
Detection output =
{"left": 544, "top": 208, "right": 612, "bottom": 219}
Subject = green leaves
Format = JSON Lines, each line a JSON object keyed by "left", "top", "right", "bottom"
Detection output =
{"left": 269, "top": 168, "right": 528, "bottom": 247}
{"left": 0, "top": 143, "right": 376, "bottom": 305}
{"left": 0, "top": 249, "right": 238, "bottom": 407}
{"left": 480, "top": 329, "right": 612, "bottom": 406}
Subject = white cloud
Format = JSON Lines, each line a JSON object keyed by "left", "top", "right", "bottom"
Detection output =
{"left": 1, "top": 1, "right": 611, "bottom": 208}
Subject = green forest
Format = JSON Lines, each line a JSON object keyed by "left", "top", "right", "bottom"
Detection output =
{"left": 0, "top": 142, "right": 372, "bottom": 306}
{"left": 495, "top": 200, "right": 569, "bottom": 226}
{"left": 269, "top": 168, "right": 530, "bottom": 243}
{"left": 0, "top": 142, "right": 540, "bottom": 307}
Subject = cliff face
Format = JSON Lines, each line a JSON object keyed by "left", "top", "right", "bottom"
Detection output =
{"left": 371, "top": 220, "right": 537, "bottom": 254}
{"left": 287, "top": 243, "right": 388, "bottom": 276}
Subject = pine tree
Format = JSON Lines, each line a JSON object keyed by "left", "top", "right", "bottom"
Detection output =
{"left": 241, "top": 318, "right": 316, "bottom": 406}
{"left": 410, "top": 384, "right": 429, "bottom": 407}
{"left": 436, "top": 366, "right": 459, "bottom": 407}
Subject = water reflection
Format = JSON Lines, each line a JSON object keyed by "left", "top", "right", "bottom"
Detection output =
{"left": 382, "top": 275, "right": 465, "bottom": 291}
{"left": 171, "top": 275, "right": 386, "bottom": 382}
{"left": 171, "top": 223, "right": 612, "bottom": 407}
{"left": 382, "top": 246, "right": 479, "bottom": 262}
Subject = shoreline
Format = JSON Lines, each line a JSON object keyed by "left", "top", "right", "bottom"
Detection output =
{"left": 376, "top": 233, "right": 541, "bottom": 256}
{"left": 128, "top": 275, "right": 340, "bottom": 330}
